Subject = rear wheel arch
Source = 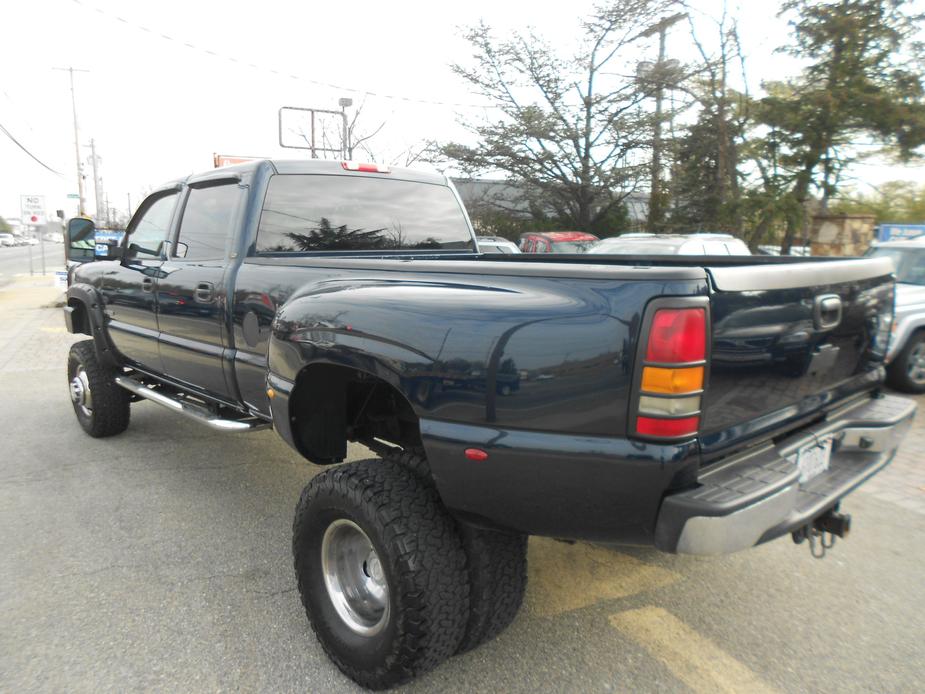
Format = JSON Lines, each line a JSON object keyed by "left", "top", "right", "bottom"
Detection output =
{"left": 287, "top": 361, "right": 424, "bottom": 465}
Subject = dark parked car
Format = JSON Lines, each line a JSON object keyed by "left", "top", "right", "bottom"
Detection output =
{"left": 63, "top": 159, "right": 914, "bottom": 689}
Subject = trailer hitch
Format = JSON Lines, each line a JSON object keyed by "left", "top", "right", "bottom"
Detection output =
{"left": 792, "top": 507, "right": 852, "bottom": 559}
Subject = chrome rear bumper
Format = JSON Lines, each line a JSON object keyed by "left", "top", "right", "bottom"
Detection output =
{"left": 655, "top": 393, "right": 916, "bottom": 555}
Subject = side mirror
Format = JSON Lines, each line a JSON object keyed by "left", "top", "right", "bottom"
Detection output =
{"left": 65, "top": 218, "right": 125, "bottom": 263}
{"left": 66, "top": 218, "right": 97, "bottom": 263}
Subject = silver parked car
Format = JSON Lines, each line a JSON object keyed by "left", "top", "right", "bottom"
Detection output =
{"left": 476, "top": 236, "right": 521, "bottom": 254}
{"left": 868, "top": 239, "right": 925, "bottom": 392}
{"left": 587, "top": 232, "right": 751, "bottom": 256}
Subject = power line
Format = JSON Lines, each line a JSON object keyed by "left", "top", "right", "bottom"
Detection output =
{"left": 70, "top": 0, "right": 494, "bottom": 110}
{"left": 0, "top": 121, "right": 64, "bottom": 176}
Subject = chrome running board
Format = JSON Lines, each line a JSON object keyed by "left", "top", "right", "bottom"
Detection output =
{"left": 114, "top": 375, "right": 270, "bottom": 433}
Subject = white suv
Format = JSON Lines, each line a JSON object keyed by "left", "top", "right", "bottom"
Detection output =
{"left": 0, "top": 232, "right": 16, "bottom": 247}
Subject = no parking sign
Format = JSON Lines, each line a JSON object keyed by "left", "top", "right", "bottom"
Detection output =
{"left": 20, "top": 195, "right": 46, "bottom": 226}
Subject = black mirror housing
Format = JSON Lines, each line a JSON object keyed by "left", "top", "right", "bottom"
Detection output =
{"left": 66, "top": 217, "right": 97, "bottom": 263}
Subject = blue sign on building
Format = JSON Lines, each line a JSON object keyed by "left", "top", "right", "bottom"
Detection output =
{"left": 879, "top": 223, "right": 925, "bottom": 242}
{"left": 94, "top": 229, "right": 125, "bottom": 256}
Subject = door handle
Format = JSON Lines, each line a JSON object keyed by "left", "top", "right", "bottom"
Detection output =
{"left": 141, "top": 277, "right": 154, "bottom": 293}
{"left": 195, "top": 282, "right": 215, "bottom": 303}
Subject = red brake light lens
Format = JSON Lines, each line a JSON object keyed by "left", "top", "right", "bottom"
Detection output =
{"left": 645, "top": 308, "right": 706, "bottom": 363}
{"left": 341, "top": 161, "right": 390, "bottom": 173}
{"left": 636, "top": 415, "right": 700, "bottom": 438}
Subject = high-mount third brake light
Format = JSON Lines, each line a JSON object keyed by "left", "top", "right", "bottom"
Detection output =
{"left": 341, "top": 161, "right": 391, "bottom": 173}
{"left": 634, "top": 305, "right": 707, "bottom": 440}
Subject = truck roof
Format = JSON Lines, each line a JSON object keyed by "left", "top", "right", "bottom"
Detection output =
{"left": 155, "top": 159, "right": 450, "bottom": 193}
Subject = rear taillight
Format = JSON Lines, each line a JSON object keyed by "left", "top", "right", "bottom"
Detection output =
{"left": 633, "top": 305, "right": 707, "bottom": 440}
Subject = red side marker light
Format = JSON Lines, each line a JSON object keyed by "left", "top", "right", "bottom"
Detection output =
{"left": 464, "top": 448, "right": 489, "bottom": 461}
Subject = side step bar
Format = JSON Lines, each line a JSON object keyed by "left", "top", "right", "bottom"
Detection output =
{"left": 114, "top": 375, "right": 271, "bottom": 433}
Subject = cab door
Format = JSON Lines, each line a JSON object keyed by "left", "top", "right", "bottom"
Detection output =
{"left": 101, "top": 190, "right": 179, "bottom": 371}
{"left": 156, "top": 181, "right": 244, "bottom": 401}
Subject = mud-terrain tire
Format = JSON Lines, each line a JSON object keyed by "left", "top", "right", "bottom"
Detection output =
{"left": 67, "top": 339, "right": 130, "bottom": 437}
{"left": 292, "top": 459, "right": 469, "bottom": 690}
{"left": 454, "top": 524, "right": 528, "bottom": 653}
{"left": 383, "top": 447, "right": 528, "bottom": 654}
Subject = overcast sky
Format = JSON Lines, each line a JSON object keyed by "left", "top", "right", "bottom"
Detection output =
{"left": 1, "top": 0, "right": 923, "bottom": 224}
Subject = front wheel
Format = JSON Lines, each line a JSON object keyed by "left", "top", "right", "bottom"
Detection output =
{"left": 67, "top": 339, "right": 130, "bottom": 437}
{"left": 292, "top": 459, "right": 469, "bottom": 689}
{"left": 888, "top": 332, "right": 925, "bottom": 393}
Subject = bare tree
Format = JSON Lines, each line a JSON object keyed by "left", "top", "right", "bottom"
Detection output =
{"left": 668, "top": 1, "right": 750, "bottom": 231}
{"left": 440, "top": 1, "right": 675, "bottom": 234}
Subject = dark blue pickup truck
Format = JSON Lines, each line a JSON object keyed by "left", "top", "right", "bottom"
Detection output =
{"left": 63, "top": 159, "right": 915, "bottom": 689}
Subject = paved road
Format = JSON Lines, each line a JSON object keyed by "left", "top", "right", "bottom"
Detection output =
{"left": 1, "top": 279, "right": 923, "bottom": 693}
{"left": 0, "top": 245, "right": 64, "bottom": 287}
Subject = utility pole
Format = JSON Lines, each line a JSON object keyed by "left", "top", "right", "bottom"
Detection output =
{"left": 88, "top": 138, "right": 103, "bottom": 221}
{"left": 53, "top": 67, "right": 90, "bottom": 217}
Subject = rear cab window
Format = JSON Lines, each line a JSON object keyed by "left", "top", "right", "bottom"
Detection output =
{"left": 255, "top": 174, "right": 474, "bottom": 253}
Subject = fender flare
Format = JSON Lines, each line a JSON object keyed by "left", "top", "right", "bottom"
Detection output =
{"left": 66, "top": 283, "right": 120, "bottom": 369}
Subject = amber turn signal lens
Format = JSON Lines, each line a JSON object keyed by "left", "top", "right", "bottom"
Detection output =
{"left": 641, "top": 366, "right": 703, "bottom": 395}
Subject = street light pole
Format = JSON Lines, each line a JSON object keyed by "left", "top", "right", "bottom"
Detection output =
{"left": 338, "top": 97, "right": 353, "bottom": 159}
{"left": 53, "top": 67, "right": 90, "bottom": 217}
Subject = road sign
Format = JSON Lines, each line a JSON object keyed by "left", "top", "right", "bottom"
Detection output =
{"left": 879, "top": 223, "right": 925, "bottom": 242}
{"left": 278, "top": 106, "right": 347, "bottom": 157}
{"left": 67, "top": 193, "right": 80, "bottom": 199}
{"left": 20, "top": 195, "right": 46, "bottom": 226}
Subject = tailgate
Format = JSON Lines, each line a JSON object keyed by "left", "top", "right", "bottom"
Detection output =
{"left": 700, "top": 257, "right": 894, "bottom": 455}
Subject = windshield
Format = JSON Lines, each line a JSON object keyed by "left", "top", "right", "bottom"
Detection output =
{"left": 869, "top": 247, "right": 925, "bottom": 285}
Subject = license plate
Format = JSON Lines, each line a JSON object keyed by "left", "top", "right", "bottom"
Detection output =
{"left": 794, "top": 436, "right": 833, "bottom": 483}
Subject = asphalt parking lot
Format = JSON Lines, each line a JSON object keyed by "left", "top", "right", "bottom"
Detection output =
{"left": 2, "top": 276, "right": 924, "bottom": 693}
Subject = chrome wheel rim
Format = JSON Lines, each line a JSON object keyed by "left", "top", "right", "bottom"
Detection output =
{"left": 69, "top": 367, "right": 93, "bottom": 417}
{"left": 908, "top": 343, "right": 925, "bottom": 384}
{"left": 321, "top": 519, "right": 389, "bottom": 636}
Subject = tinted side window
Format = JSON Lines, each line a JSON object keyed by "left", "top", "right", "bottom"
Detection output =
{"left": 175, "top": 184, "right": 241, "bottom": 261}
{"left": 126, "top": 193, "right": 178, "bottom": 259}
{"left": 256, "top": 174, "right": 474, "bottom": 253}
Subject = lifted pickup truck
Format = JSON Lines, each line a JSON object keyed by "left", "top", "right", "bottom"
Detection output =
{"left": 64, "top": 159, "right": 914, "bottom": 689}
